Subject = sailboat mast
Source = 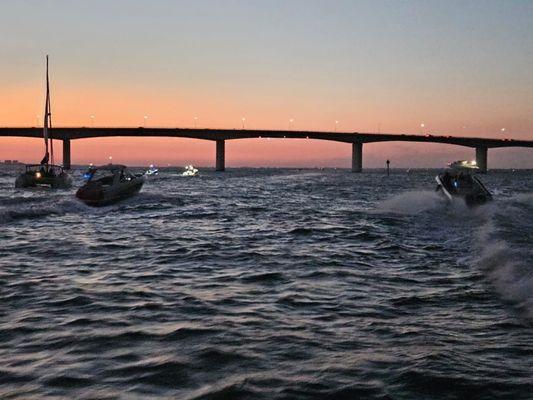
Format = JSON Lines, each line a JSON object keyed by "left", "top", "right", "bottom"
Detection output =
{"left": 46, "top": 56, "right": 54, "bottom": 164}
{"left": 42, "top": 55, "right": 50, "bottom": 164}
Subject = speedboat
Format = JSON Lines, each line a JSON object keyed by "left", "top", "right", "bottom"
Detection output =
{"left": 181, "top": 165, "right": 198, "bottom": 177}
{"left": 76, "top": 164, "right": 145, "bottom": 206}
{"left": 15, "top": 164, "right": 71, "bottom": 189}
{"left": 82, "top": 165, "right": 96, "bottom": 181}
{"left": 435, "top": 160, "right": 492, "bottom": 207}
{"left": 145, "top": 164, "right": 159, "bottom": 176}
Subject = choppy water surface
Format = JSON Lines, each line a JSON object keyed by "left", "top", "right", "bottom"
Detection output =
{"left": 1, "top": 166, "right": 532, "bottom": 399}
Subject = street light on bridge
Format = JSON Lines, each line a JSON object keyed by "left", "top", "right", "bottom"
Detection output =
{"left": 241, "top": 117, "right": 246, "bottom": 129}
{"left": 143, "top": 115, "right": 148, "bottom": 128}
{"left": 289, "top": 118, "right": 294, "bottom": 130}
{"left": 194, "top": 116, "right": 198, "bottom": 128}
{"left": 335, "top": 120, "right": 339, "bottom": 132}
{"left": 90, "top": 115, "right": 95, "bottom": 127}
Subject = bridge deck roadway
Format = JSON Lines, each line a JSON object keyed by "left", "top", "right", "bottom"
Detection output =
{"left": 1, "top": 127, "right": 532, "bottom": 149}
{"left": 2, "top": 127, "right": 532, "bottom": 172}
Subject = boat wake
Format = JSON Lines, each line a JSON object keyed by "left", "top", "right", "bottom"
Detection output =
{"left": 374, "top": 190, "right": 446, "bottom": 215}
{"left": 0, "top": 197, "right": 89, "bottom": 223}
{"left": 0, "top": 190, "right": 187, "bottom": 223}
{"left": 375, "top": 189, "right": 533, "bottom": 321}
{"left": 474, "top": 194, "right": 533, "bottom": 321}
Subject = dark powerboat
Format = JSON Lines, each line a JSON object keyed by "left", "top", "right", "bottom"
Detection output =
{"left": 15, "top": 55, "right": 71, "bottom": 189}
{"left": 76, "top": 164, "right": 145, "bottom": 206}
{"left": 435, "top": 160, "right": 492, "bottom": 207}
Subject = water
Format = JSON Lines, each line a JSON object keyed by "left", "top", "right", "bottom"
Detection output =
{"left": 1, "top": 166, "right": 532, "bottom": 399}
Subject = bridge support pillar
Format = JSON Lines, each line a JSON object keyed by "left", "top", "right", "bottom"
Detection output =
{"left": 62, "top": 139, "right": 71, "bottom": 170}
{"left": 216, "top": 139, "right": 225, "bottom": 171}
{"left": 475, "top": 146, "right": 488, "bottom": 173}
{"left": 352, "top": 142, "right": 363, "bottom": 172}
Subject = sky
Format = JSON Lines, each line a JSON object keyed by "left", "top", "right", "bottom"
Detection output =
{"left": 0, "top": 0, "right": 532, "bottom": 167}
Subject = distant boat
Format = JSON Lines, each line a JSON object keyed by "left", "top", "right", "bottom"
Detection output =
{"left": 435, "top": 160, "right": 492, "bottom": 207}
{"left": 145, "top": 164, "right": 159, "bottom": 175}
{"left": 15, "top": 56, "right": 71, "bottom": 189}
{"left": 181, "top": 165, "right": 198, "bottom": 177}
{"left": 76, "top": 164, "right": 145, "bottom": 206}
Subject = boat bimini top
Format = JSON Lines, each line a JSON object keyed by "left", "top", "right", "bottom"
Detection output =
{"left": 448, "top": 160, "right": 479, "bottom": 171}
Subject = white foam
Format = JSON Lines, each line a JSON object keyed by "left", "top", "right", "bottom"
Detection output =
{"left": 374, "top": 190, "right": 445, "bottom": 215}
{"left": 474, "top": 195, "right": 533, "bottom": 320}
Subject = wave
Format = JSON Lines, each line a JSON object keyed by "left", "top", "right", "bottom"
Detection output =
{"left": 131, "top": 192, "right": 184, "bottom": 207}
{"left": 374, "top": 189, "right": 533, "bottom": 321}
{"left": 474, "top": 194, "right": 533, "bottom": 321}
{"left": 374, "top": 190, "right": 446, "bottom": 215}
{"left": 0, "top": 198, "right": 87, "bottom": 223}
{"left": 0, "top": 190, "right": 185, "bottom": 223}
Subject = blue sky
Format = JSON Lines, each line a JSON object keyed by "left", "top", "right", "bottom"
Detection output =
{"left": 1, "top": 1, "right": 532, "bottom": 166}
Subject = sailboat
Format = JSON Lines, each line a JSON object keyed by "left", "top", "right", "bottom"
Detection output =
{"left": 15, "top": 56, "right": 72, "bottom": 189}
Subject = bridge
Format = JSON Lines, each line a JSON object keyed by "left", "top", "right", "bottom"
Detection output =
{"left": 1, "top": 127, "right": 533, "bottom": 172}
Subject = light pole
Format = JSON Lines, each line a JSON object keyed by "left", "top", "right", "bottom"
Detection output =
{"left": 289, "top": 118, "right": 294, "bottom": 130}
{"left": 143, "top": 115, "right": 148, "bottom": 127}
{"left": 194, "top": 116, "right": 198, "bottom": 129}
{"left": 241, "top": 117, "right": 246, "bottom": 129}
{"left": 420, "top": 122, "right": 425, "bottom": 134}
{"left": 90, "top": 115, "right": 95, "bottom": 127}
{"left": 335, "top": 120, "right": 339, "bottom": 132}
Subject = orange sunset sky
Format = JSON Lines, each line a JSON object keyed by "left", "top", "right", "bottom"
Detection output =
{"left": 1, "top": 1, "right": 532, "bottom": 168}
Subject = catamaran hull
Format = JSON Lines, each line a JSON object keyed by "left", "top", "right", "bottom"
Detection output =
{"left": 15, "top": 172, "right": 72, "bottom": 189}
{"left": 76, "top": 177, "right": 145, "bottom": 207}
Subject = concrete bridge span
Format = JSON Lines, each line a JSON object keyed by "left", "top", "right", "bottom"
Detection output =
{"left": 1, "top": 127, "right": 533, "bottom": 172}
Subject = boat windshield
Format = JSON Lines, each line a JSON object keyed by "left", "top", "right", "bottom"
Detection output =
{"left": 444, "top": 172, "right": 478, "bottom": 195}
{"left": 453, "top": 175, "right": 474, "bottom": 190}
{"left": 88, "top": 169, "right": 115, "bottom": 185}
{"left": 119, "top": 169, "right": 136, "bottom": 181}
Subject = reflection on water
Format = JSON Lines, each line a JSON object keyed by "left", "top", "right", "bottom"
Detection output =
{"left": 1, "top": 167, "right": 532, "bottom": 399}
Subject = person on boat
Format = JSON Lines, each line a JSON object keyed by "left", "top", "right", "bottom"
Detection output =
{"left": 40, "top": 153, "right": 49, "bottom": 165}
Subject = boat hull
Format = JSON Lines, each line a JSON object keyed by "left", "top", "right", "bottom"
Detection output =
{"left": 435, "top": 175, "right": 492, "bottom": 207}
{"left": 15, "top": 171, "right": 72, "bottom": 189}
{"left": 76, "top": 176, "right": 145, "bottom": 207}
